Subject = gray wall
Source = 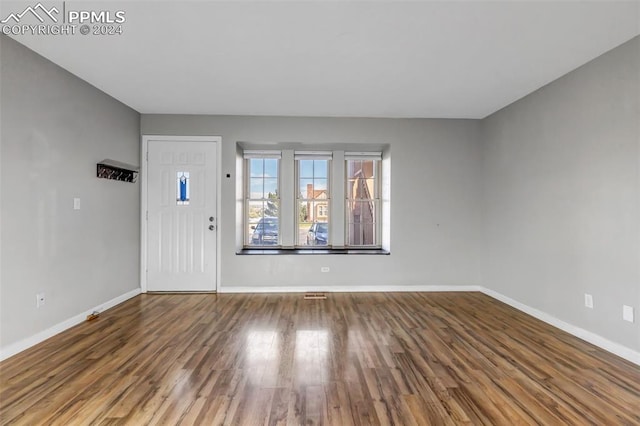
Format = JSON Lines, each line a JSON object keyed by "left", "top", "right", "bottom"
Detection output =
{"left": 0, "top": 36, "right": 141, "bottom": 349}
{"left": 2, "top": 32, "right": 637, "bottom": 358}
{"left": 481, "top": 36, "right": 640, "bottom": 351}
{"left": 141, "top": 115, "right": 483, "bottom": 289}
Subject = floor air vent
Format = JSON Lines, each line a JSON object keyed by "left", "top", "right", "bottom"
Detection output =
{"left": 304, "top": 292, "right": 327, "bottom": 300}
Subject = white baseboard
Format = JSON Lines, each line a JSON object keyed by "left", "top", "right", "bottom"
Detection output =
{"left": 481, "top": 288, "right": 640, "bottom": 366}
{"left": 3, "top": 285, "right": 637, "bottom": 367}
{"left": 0, "top": 288, "right": 141, "bottom": 362}
{"left": 218, "top": 284, "right": 483, "bottom": 294}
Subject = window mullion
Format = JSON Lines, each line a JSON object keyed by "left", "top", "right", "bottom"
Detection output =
{"left": 331, "top": 151, "right": 345, "bottom": 248}
{"left": 280, "top": 150, "right": 295, "bottom": 248}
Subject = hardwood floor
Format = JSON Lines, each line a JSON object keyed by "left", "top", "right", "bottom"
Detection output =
{"left": 1, "top": 292, "right": 639, "bottom": 425}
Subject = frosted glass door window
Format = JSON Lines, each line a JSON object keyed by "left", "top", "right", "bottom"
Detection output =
{"left": 177, "top": 172, "right": 190, "bottom": 205}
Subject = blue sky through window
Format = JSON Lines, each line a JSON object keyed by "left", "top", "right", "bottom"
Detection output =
{"left": 299, "top": 160, "right": 328, "bottom": 198}
{"left": 250, "top": 159, "right": 279, "bottom": 198}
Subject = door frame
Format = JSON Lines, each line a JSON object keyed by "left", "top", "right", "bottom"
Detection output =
{"left": 140, "top": 135, "right": 222, "bottom": 293}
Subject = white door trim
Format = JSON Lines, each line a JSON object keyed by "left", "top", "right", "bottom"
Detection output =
{"left": 140, "top": 135, "right": 222, "bottom": 293}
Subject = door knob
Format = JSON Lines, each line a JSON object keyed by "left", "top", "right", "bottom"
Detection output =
{"left": 209, "top": 225, "right": 215, "bottom": 231}
{"left": 209, "top": 216, "right": 215, "bottom": 222}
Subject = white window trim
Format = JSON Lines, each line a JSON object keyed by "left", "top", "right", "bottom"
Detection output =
{"left": 295, "top": 157, "right": 332, "bottom": 247}
{"left": 344, "top": 151, "right": 382, "bottom": 161}
{"left": 345, "top": 157, "right": 382, "bottom": 248}
{"left": 294, "top": 151, "right": 333, "bottom": 160}
{"left": 244, "top": 150, "right": 282, "bottom": 159}
{"left": 242, "top": 148, "right": 385, "bottom": 251}
{"left": 244, "top": 155, "right": 281, "bottom": 247}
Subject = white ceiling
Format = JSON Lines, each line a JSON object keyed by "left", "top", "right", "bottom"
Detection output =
{"left": 4, "top": 1, "right": 640, "bottom": 118}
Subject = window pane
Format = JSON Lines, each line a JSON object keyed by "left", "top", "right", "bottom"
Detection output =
{"left": 298, "top": 201, "right": 311, "bottom": 245}
{"left": 347, "top": 178, "right": 376, "bottom": 199}
{"left": 347, "top": 159, "right": 375, "bottom": 179}
{"left": 300, "top": 200, "right": 330, "bottom": 224}
{"left": 299, "top": 160, "right": 314, "bottom": 178}
{"left": 347, "top": 200, "right": 377, "bottom": 246}
{"left": 312, "top": 179, "right": 328, "bottom": 198}
{"left": 264, "top": 178, "right": 278, "bottom": 198}
{"left": 346, "top": 179, "right": 357, "bottom": 199}
{"left": 299, "top": 178, "right": 313, "bottom": 198}
{"left": 247, "top": 201, "right": 279, "bottom": 246}
{"left": 250, "top": 178, "right": 264, "bottom": 199}
{"left": 314, "top": 160, "right": 328, "bottom": 178}
{"left": 347, "top": 222, "right": 376, "bottom": 246}
{"left": 347, "top": 200, "right": 376, "bottom": 222}
{"left": 249, "top": 200, "right": 280, "bottom": 222}
{"left": 264, "top": 197, "right": 279, "bottom": 218}
{"left": 246, "top": 157, "right": 279, "bottom": 247}
{"left": 346, "top": 159, "right": 379, "bottom": 247}
{"left": 298, "top": 201, "right": 329, "bottom": 246}
{"left": 297, "top": 159, "right": 330, "bottom": 247}
{"left": 250, "top": 158, "right": 264, "bottom": 177}
{"left": 247, "top": 201, "right": 263, "bottom": 245}
{"left": 264, "top": 159, "right": 278, "bottom": 178}
{"left": 346, "top": 160, "right": 361, "bottom": 178}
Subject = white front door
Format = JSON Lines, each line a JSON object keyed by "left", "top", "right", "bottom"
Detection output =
{"left": 146, "top": 138, "right": 217, "bottom": 291}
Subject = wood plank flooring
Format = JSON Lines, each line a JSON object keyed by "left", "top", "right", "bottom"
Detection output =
{"left": 1, "top": 292, "right": 639, "bottom": 425}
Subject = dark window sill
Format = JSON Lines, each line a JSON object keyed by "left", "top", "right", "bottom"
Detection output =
{"left": 237, "top": 248, "right": 390, "bottom": 255}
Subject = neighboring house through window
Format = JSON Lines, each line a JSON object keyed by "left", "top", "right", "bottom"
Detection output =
{"left": 296, "top": 151, "right": 331, "bottom": 247}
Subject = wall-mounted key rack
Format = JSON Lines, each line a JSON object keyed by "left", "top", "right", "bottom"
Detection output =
{"left": 97, "top": 159, "right": 139, "bottom": 183}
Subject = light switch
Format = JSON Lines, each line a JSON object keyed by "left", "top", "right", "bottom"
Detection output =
{"left": 623, "top": 305, "right": 634, "bottom": 323}
{"left": 73, "top": 198, "right": 81, "bottom": 210}
{"left": 584, "top": 293, "right": 593, "bottom": 309}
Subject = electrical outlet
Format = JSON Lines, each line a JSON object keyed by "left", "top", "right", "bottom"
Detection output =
{"left": 321, "top": 266, "right": 330, "bottom": 273}
{"left": 36, "top": 293, "right": 45, "bottom": 308}
{"left": 584, "top": 293, "right": 593, "bottom": 309}
{"left": 73, "top": 198, "right": 81, "bottom": 210}
{"left": 623, "top": 305, "right": 634, "bottom": 323}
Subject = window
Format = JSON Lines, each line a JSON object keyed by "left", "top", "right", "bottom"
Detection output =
{"left": 346, "top": 154, "right": 381, "bottom": 247}
{"left": 242, "top": 148, "right": 384, "bottom": 251}
{"left": 296, "top": 152, "right": 331, "bottom": 246}
{"left": 245, "top": 151, "right": 280, "bottom": 246}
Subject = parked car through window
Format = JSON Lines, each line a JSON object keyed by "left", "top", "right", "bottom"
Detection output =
{"left": 250, "top": 217, "right": 279, "bottom": 246}
{"left": 306, "top": 222, "right": 328, "bottom": 246}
